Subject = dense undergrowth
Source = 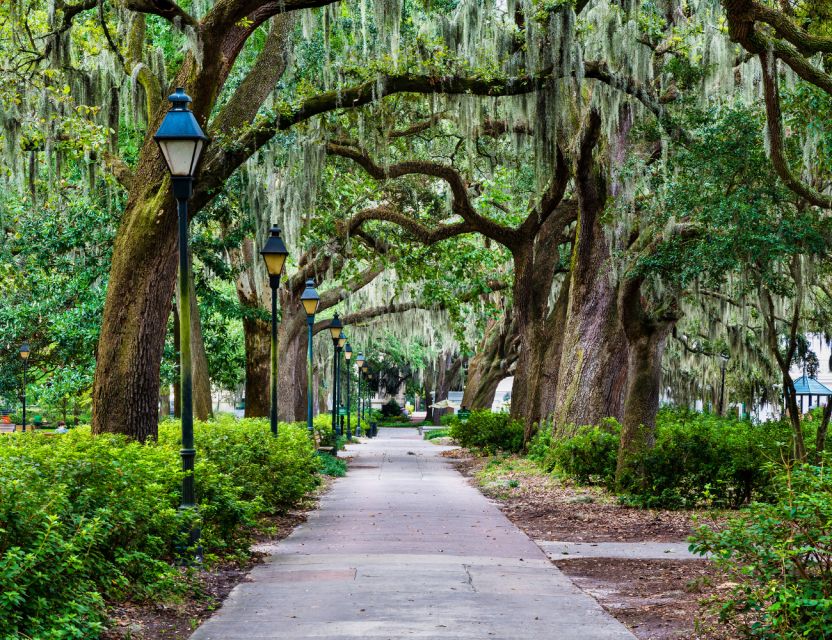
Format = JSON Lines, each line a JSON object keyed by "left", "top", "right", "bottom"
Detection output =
{"left": 437, "top": 407, "right": 832, "bottom": 639}
{"left": 0, "top": 417, "right": 331, "bottom": 639}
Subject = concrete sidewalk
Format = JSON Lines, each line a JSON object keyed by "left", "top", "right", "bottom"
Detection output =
{"left": 190, "top": 428, "right": 635, "bottom": 639}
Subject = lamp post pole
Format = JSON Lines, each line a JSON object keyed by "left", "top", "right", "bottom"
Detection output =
{"left": 260, "top": 226, "right": 289, "bottom": 438}
{"left": 356, "top": 368, "right": 362, "bottom": 436}
{"left": 270, "top": 282, "right": 278, "bottom": 434}
{"left": 307, "top": 315, "right": 315, "bottom": 435}
{"left": 327, "top": 314, "right": 343, "bottom": 451}
{"left": 175, "top": 177, "right": 196, "bottom": 517}
{"left": 354, "top": 352, "right": 364, "bottom": 436}
{"left": 22, "top": 359, "right": 27, "bottom": 432}
{"left": 343, "top": 342, "right": 352, "bottom": 439}
{"left": 153, "top": 87, "right": 208, "bottom": 557}
{"left": 300, "top": 280, "right": 321, "bottom": 438}
{"left": 20, "top": 343, "right": 29, "bottom": 432}
{"left": 332, "top": 343, "right": 341, "bottom": 442}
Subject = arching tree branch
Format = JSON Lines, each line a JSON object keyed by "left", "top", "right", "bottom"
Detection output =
{"left": 759, "top": 53, "right": 832, "bottom": 209}
{"left": 326, "top": 142, "right": 520, "bottom": 247}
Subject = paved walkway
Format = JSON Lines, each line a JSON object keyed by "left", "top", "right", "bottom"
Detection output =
{"left": 537, "top": 540, "right": 699, "bottom": 561}
{"left": 191, "top": 428, "right": 635, "bottom": 639}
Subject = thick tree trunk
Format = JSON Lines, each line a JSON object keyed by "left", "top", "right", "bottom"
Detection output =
{"left": 173, "top": 303, "right": 181, "bottom": 420}
{"left": 616, "top": 326, "right": 671, "bottom": 487}
{"left": 424, "top": 368, "right": 435, "bottom": 423}
{"left": 186, "top": 276, "right": 213, "bottom": 421}
{"left": 536, "top": 277, "right": 570, "bottom": 421}
{"left": 510, "top": 230, "right": 572, "bottom": 435}
{"left": 463, "top": 314, "right": 519, "bottom": 410}
{"left": 276, "top": 305, "right": 309, "bottom": 422}
{"left": 243, "top": 316, "right": 270, "bottom": 418}
{"left": 92, "top": 19, "right": 294, "bottom": 440}
{"left": 432, "top": 352, "right": 461, "bottom": 425}
{"left": 92, "top": 165, "right": 178, "bottom": 441}
{"left": 552, "top": 113, "right": 628, "bottom": 436}
{"left": 159, "top": 388, "right": 170, "bottom": 419}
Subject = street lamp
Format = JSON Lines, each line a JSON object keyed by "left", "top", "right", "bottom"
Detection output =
{"left": 337, "top": 331, "right": 347, "bottom": 438}
{"left": 328, "top": 314, "right": 343, "bottom": 450}
{"left": 344, "top": 343, "right": 353, "bottom": 439}
{"left": 19, "top": 343, "right": 29, "bottom": 432}
{"left": 718, "top": 353, "right": 729, "bottom": 416}
{"left": 362, "top": 363, "right": 369, "bottom": 421}
{"left": 355, "top": 352, "right": 365, "bottom": 435}
{"left": 300, "top": 279, "right": 321, "bottom": 436}
{"left": 154, "top": 87, "right": 208, "bottom": 554}
{"left": 260, "top": 226, "right": 289, "bottom": 438}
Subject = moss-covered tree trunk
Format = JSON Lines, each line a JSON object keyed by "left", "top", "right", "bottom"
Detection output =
{"left": 185, "top": 274, "right": 213, "bottom": 421}
{"left": 463, "top": 313, "right": 518, "bottom": 410}
{"left": 242, "top": 315, "right": 270, "bottom": 417}
{"left": 276, "top": 295, "right": 310, "bottom": 423}
{"left": 615, "top": 324, "right": 671, "bottom": 487}
{"left": 553, "top": 112, "right": 628, "bottom": 436}
{"left": 92, "top": 12, "right": 296, "bottom": 440}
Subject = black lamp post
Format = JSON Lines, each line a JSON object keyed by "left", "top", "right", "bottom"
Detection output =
{"left": 344, "top": 343, "right": 353, "bottom": 439}
{"left": 718, "top": 353, "right": 729, "bottom": 416}
{"left": 328, "top": 314, "right": 343, "bottom": 450}
{"left": 153, "top": 87, "right": 208, "bottom": 551}
{"left": 300, "top": 279, "right": 321, "bottom": 436}
{"left": 337, "top": 331, "right": 347, "bottom": 437}
{"left": 260, "top": 226, "right": 289, "bottom": 438}
{"left": 19, "top": 343, "right": 29, "bottom": 432}
{"left": 355, "top": 352, "right": 365, "bottom": 436}
{"left": 362, "top": 363, "right": 370, "bottom": 421}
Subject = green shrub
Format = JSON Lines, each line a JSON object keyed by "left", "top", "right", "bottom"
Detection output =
{"left": 315, "top": 451, "right": 347, "bottom": 477}
{"left": 424, "top": 428, "right": 450, "bottom": 440}
{"left": 0, "top": 418, "right": 319, "bottom": 639}
{"left": 690, "top": 464, "right": 832, "bottom": 638}
{"left": 439, "top": 412, "right": 457, "bottom": 427}
{"left": 551, "top": 419, "right": 621, "bottom": 485}
{"left": 625, "top": 410, "right": 787, "bottom": 508}
{"left": 449, "top": 410, "right": 524, "bottom": 454}
{"left": 312, "top": 414, "right": 336, "bottom": 445}
{"left": 530, "top": 410, "right": 789, "bottom": 508}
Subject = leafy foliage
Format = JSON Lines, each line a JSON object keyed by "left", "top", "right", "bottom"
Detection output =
{"left": 691, "top": 465, "right": 832, "bottom": 638}
{"left": 448, "top": 410, "right": 524, "bottom": 454}
{"left": 0, "top": 419, "right": 319, "bottom": 638}
{"left": 531, "top": 410, "right": 796, "bottom": 508}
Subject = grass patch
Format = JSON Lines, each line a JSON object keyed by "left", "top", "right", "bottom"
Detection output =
{"left": 315, "top": 451, "right": 347, "bottom": 477}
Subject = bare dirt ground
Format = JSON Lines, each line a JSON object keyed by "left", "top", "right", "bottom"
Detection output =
{"left": 102, "top": 479, "right": 333, "bottom": 640}
{"left": 445, "top": 450, "right": 738, "bottom": 640}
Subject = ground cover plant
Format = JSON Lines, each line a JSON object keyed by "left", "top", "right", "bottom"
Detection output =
{"left": 690, "top": 464, "right": 832, "bottom": 639}
{"left": 528, "top": 410, "right": 797, "bottom": 509}
{"left": 0, "top": 418, "right": 323, "bottom": 639}
{"left": 447, "top": 410, "right": 524, "bottom": 454}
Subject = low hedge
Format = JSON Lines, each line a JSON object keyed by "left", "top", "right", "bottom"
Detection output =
{"left": 530, "top": 410, "right": 793, "bottom": 508}
{"left": 448, "top": 410, "right": 524, "bottom": 454}
{"left": 0, "top": 418, "right": 320, "bottom": 639}
{"left": 690, "top": 464, "right": 832, "bottom": 638}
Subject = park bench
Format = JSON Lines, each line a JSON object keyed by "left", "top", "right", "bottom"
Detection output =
{"left": 0, "top": 424, "right": 15, "bottom": 433}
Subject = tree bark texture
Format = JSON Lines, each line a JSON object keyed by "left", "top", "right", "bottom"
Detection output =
{"left": 552, "top": 112, "right": 628, "bottom": 436}
{"left": 92, "top": 15, "right": 295, "bottom": 440}
{"left": 462, "top": 312, "right": 519, "bottom": 410}
{"left": 616, "top": 322, "right": 671, "bottom": 487}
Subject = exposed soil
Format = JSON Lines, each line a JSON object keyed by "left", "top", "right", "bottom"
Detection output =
{"left": 445, "top": 450, "right": 735, "bottom": 639}
{"left": 555, "top": 558, "right": 740, "bottom": 640}
{"left": 102, "top": 479, "right": 333, "bottom": 640}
